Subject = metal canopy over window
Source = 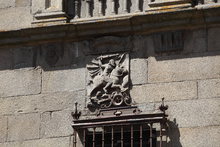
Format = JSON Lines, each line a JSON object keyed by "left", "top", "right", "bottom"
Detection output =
{"left": 72, "top": 100, "right": 168, "bottom": 147}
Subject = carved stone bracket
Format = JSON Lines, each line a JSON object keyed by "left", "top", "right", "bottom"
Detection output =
{"left": 86, "top": 53, "right": 131, "bottom": 111}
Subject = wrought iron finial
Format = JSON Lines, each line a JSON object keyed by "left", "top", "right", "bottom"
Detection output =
{"left": 159, "top": 98, "right": 168, "bottom": 113}
{"left": 72, "top": 102, "right": 81, "bottom": 120}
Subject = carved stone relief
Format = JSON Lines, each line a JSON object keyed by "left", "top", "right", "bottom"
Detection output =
{"left": 86, "top": 53, "right": 131, "bottom": 110}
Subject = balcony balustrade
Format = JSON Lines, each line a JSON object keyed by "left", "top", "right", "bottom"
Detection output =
{"left": 32, "top": 0, "right": 220, "bottom": 24}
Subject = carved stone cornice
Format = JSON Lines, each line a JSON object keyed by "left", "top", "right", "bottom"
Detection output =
{"left": 1, "top": 6, "right": 220, "bottom": 48}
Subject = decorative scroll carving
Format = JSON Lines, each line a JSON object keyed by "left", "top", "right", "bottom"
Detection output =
{"left": 86, "top": 53, "right": 131, "bottom": 110}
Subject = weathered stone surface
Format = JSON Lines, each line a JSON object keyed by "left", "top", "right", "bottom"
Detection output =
{"left": 88, "top": 36, "right": 132, "bottom": 55}
{"left": 38, "top": 43, "right": 70, "bottom": 68}
{"left": 0, "top": 7, "right": 31, "bottom": 30}
{"left": 137, "top": 103, "right": 155, "bottom": 113}
{"left": 130, "top": 58, "right": 148, "bottom": 85}
{"left": 8, "top": 113, "right": 40, "bottom": 141}
{"left": 0, "top": 116, "right": 7, "bottom": 143}
{"left": 148, "top": 55, "right": 220, "bottom": 83}
{"left": 2, "top": 137, "right": 70, "bottom": 147}
{"left": 42, "top": 68, "right": 85, "bottom": 93}
{"left": 0, "top": 48, "right": 13, "bottom": 70}
{"left": 0, "top": 0, "right": 15, "bottom": 9}
{"left": 0, "top": 47, "right": 34, "bottom": 70}
{"left": 184, "top": 29, "right": 207, "bottom": 53}
{"left": 131, "top": 81, "right": 197, "bottom": 103}
{"left": 208, "top": 27, "right": 220, "bottom": 51}
{"left": 0, "top": 90, "right": 85, "bottom": 115}
{"left": 65, "top": 42, "right": 87, "bottom": 67}
{"left": 40, "top": 110, "right": 73, "bottom": 138}
{"left": 0, "top": 143, "right": 6, "bottom": 147}
{"left": 0, "top": 68, "right": 41, "bottom": 98}
{"left": 132, "top": 35, "right": 152, "bottom": 57}
{"left": 15, "top": 0, "right": 30, "bottom": 7}
{"left": 198, "top": 78, "right": 220, "bottom": 99}
{"left": 178, "top": 126, "right": 220, "bottom": 147}
{"left": 13, "top": 47, "right": 34, "bottom": 69}
{"left": 162, "top": 98, "right": 220, "bottom": 128}
{"left": 31, "top": 0, "right": 45, "bottom": 15}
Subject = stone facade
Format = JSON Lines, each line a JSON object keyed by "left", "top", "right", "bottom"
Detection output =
{"left": 0, "top": 0, "right": 220, "bottom": 147}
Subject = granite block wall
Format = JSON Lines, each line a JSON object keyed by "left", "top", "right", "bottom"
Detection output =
{"left": 0, "top": 27, "right": 219, "bottom": 147}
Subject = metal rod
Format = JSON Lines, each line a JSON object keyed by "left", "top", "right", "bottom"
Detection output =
{"left": 131, "top": 125, "right": 133, "bottom": 147}
{"left": 73, "top": 129, "right": 77, "bottom": 147}
{"left": 102, "top": 127, "right": 105, "bottom": 147}
{"left": 83, "top": 129, "right": 86, "bottom": 147}
{"left": 160, "top": 123, "right": 162, "bottom": 147}
{"left": 93, "top": 127, "right": 96, "bottom": 147}
{"left": 121, "top": 126, "right": 124, "bottom": 147}
{"left": 111, "top": 126, "right": 114, "bottom": 147}
{"left": 140, "top": 125, "right": 143, "bottom": 147}
{"left": 150, "top": 123, "right": 153, "bottom": 147}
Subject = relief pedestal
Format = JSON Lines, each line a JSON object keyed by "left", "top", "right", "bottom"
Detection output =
{"left": 32, "top": 0, "right": 67, "bottom": 25}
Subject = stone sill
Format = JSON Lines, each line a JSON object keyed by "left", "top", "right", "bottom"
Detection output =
{"left": 0, "top": 6, "right": 220, "bottom": 48}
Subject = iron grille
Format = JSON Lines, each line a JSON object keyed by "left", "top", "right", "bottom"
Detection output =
{"left": 72, "top": 113, "right": 167, "bottom": 147}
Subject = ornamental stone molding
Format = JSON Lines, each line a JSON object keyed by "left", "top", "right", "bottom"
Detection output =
{"left": 32, "top": 0, "right": 67, "bottom": 24}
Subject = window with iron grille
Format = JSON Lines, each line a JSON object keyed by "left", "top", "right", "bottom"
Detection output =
{"left": 83, "top": 124, "right": 157, "bottom": 147}
{"left": 72, "top": 103, "right": 168, "bottom": 147}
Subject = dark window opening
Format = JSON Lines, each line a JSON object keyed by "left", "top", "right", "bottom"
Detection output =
{"left": 85, "top": 125, "right": 156, "bottom": 147}
{"left": 72, "top": 107, "right": 168, "bottom": 147}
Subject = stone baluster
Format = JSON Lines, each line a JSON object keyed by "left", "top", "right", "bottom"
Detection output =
{"left": 86, "top": 0, "right": 92, "bottom": 17}
{"left": 136, "top": 0, "right": 141, "bottom": 12}
{"left": 111, "top": 0, "right": 116, "bottom": 15}
{"left": 123, "top": 0, "right": 128, "bottom": 13}
{"left": 74, "top": 0, "right": 80, "bottom": 19}
{"left": 98, "top": 0, "right": 104, "bottom": 16}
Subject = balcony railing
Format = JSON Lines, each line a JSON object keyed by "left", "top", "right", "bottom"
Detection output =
{"left": 32, "top": 0, "right": 220, "bottom": 24}
{"left": 68, "top": 0, "right": 192, "bottom": 21}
